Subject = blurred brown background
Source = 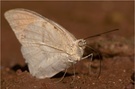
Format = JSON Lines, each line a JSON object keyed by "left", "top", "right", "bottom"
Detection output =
{"left": 1, "top": 1, "right": 134, "bottom": 67}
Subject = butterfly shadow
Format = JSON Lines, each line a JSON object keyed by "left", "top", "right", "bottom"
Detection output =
{"left": 51, "top": 71, "right": 78, "bottom": 79}
{"left": 11, "top": 64, "right": 29, "bottom": 72}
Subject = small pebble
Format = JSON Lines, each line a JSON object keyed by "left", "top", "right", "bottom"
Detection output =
{"left": 119, "top": 79, "right": 122, "bottom": 82}
{"left": 16, "top": 69, "right": 22, "bottom": 75}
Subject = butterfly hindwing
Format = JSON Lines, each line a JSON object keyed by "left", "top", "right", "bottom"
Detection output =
{"left": 21, "top": 45, "right": 72, "bottom": 78}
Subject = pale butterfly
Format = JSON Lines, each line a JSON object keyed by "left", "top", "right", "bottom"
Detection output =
{"left": 4, "top": 8, "right": 91, "bottom": 79}
{"left": 4, "top": 9, "right": 118, "bottom": 79}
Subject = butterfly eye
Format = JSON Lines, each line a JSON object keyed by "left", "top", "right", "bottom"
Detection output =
{"left": 78, "top": 39, "right": 86, "bottom": 47}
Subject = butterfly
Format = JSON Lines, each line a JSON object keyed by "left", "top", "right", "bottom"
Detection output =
{"left": 4, "top": 9, "right": 90, "bottom": 79}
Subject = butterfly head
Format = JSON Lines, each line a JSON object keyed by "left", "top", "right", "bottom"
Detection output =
{"left": 69, "top": 39, "right": 86, "bottom": 61}
{"left": 77, "top": 39, "right": 86, "bottom": 49}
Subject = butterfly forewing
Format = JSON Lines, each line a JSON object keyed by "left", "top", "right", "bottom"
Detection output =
{"left": 4, "top": 9, "right": 76, "bottom": 53}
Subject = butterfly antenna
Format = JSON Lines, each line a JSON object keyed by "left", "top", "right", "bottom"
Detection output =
{"left": 86, "top": 45, "right": 102, "bottom": 79}
{"left": 84, "top": 29, "right": 119, "bottom": 40}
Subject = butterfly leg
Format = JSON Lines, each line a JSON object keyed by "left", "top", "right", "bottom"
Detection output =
{"left": 81, "top": 53, "right": 93, "bottom": 60}
{"left": 82, "top": 53, "right": 94, "bottom": 75}
{"left": 54, "top": 68, "right": 68, "bottom": 83}
{"left": 70, "top": 63, "right": 76, "bottom": 84}
{"left": 54, "top": 60, "right": 74, "bottom": 83}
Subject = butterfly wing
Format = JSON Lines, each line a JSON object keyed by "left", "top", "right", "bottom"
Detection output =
{"left": 21, "top": 45, "right": 72, "bottom": 78}
{"left": 4, "top": 9, "right": 77, "bottom": 78}
{"left": 4, "top": 9, "right": 76, "bottom": 51}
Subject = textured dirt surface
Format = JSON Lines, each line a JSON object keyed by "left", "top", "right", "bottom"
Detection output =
{"left": 1, "top": 1, "right": 134, "bottom": 89}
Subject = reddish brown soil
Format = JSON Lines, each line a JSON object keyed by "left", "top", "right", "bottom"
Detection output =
{"left": 1, "top": 1, "right": 134, "bottom": 89}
